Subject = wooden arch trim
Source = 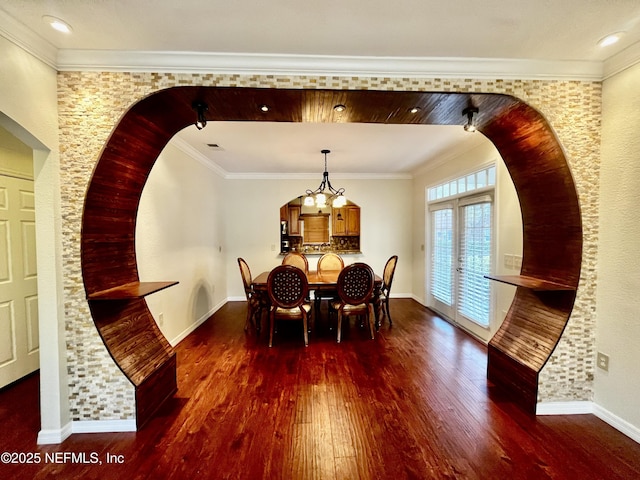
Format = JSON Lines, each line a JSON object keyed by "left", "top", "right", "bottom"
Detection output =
{"left": 81, "top": 86, "right": 582, "bottom": 426}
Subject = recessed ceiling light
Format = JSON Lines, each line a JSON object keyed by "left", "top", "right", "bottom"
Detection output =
{"left": 42, "top": 15, "right": 73, "bottom": 34}
{"left": 260, "top": 105, "right": 269, "bottom": 112}
{"left": 333, "top": 104, "right": 346, "bottom": 112}
{"left": 598, "top": 32, "right": 624, "bottom": 48}
{"left": 410, "top": 107, "right": 421, "bottom": 114}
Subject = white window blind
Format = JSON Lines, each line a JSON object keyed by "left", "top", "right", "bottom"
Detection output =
{"left": 458, "top": 201, "right": 492, "bottom": 327}
{"left": 430, "top": 207, "right": 453, "bottom": 306}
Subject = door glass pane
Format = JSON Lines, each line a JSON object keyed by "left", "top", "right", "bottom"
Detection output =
{"left": 458, "top": 202, "right": 491, "bottom": 326}
{"left": 431, "top": 209, "right": 453, "bottom": 305}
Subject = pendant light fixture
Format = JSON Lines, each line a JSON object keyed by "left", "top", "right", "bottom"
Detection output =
{"left": 462, "top": 106, "right": 479, "bottom": 133}
{"left": 304, "top": 149, "right": 347, "bottom": 208}
{"left": 192, "top": 101, "right": 208, "bottom": 130}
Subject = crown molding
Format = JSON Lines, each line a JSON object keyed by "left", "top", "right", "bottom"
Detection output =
{"left": 170, "top": 137, "right": 228, "bottom": 178}
{"left": 225, "top": 172, "right": 413, "bottom": 180}
{"left": 603, "top": 40, "right": 640, "bottom": 80}
{"left": 14, "top": 9, "right": 640, "bottom": 82}
{"left": 0, "top": 13, "right": 609, "bottom": 81}
{"left": 55, "top": 49, "right": 604, "bottom": 81}
{"left": 0, "top": 9, "right": 58, "bottom": 69}
{"left": 412, "top": 134, "right": 488, "bottom": 177}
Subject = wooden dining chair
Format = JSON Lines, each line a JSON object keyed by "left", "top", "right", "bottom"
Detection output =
{"left": 315, "top": 252, "right": 344, "bottom": 316}
{"left": 330, "top": 263, "right": 375, "bottom": 343}
{"left": 267, "top": 264, "right": 312, "bottom": 347}
{"left": 379, "top": 255, "right": 398, "bottom": 325}
{"left": 237, "top": 257, "right": 269, "bottom": 332}
{"left": 318, "top": 252, "right": 344, "bottom": 272}
{"left": 282, "top": 252, "right": 309, "bottom": 273}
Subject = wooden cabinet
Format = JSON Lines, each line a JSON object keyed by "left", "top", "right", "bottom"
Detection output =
{"left": 288, "top": 205, "right": 302, "bottom": 236}
{"left": 332, "top": 206, "right": 360, "bottom": 236}
{"left": 346, "top": 206, "right": 360, "bottom": 235}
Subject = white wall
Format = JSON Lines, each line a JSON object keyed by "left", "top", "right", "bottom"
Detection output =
{"left": 223, "top": 177, "right": 413, "bottom": 299}
{"left": 136, "top": 143, "right": 228, "bottom": 345}
{"left": 596, "top": 61, "right": 640, "bottom": 430}
{"left": 411, "top": 136, "right": 522, "bottom": 340}
{"left": 0, "top": 35, "right": 68, "bottom": 442}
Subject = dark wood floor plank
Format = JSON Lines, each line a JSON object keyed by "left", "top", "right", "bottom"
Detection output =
{"left": 2, "top": 299, "right": 640, "bottom": 479}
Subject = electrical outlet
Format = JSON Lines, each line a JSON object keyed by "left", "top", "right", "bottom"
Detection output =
{"left": 597, "top": 352, "right": 609, "bottom": 371}
{"left": 504, "top": 254, "right": 514, "bottom": 269}
{"left": 513, "top": 255, "right": 523, "bottom": 269}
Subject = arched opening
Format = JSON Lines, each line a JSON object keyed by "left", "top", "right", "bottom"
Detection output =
{"left": 81, "top": 87, "right": 581, "bottom": 426}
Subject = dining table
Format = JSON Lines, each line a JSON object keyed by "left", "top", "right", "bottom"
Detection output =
{"left": 251, "top": 269, "right": 384, "bottom": 327}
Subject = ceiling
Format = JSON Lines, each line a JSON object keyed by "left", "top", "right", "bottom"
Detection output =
{"left": 2, "top": 0, "right": 639, "bottom": 176}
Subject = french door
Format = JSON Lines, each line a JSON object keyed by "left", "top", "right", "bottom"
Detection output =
{"left": 428, "top": 194, "right": 493, "bottom": 342}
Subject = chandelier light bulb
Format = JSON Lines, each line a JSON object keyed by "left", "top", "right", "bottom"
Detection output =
{"left": 304, "top": 149, "right": 346, "bottom": 209}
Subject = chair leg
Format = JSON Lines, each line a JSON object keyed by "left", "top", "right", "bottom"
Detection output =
{"left": 269, "top": 311, "right": 275, "bottom": 347}
{"left": 244, "top": 305, "right": 253, "bottom": 332}
{"left": 385, "top": 297, "right": 392, "bottom": 325}
{"left": 303, "top": 313, "right": 309, "bottom": 347}
{"left": 368, "top": 305, "right": 375, "bottom": 340}
{"left": 255, "top": 307, "right": 263, "bottom": 333}
{"left": 337, "top": 312, "right": 343, "bottom": 343}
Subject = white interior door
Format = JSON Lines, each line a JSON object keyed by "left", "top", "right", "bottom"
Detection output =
{"left": 428, "top": 195, "right": 493, "bottom": 342}
{"left": 0, "top": 174, "right": 39, "bottom": 388}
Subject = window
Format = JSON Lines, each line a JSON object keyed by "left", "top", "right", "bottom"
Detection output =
{"left": 428, "top": 165, "right": 495, "bottom": 202}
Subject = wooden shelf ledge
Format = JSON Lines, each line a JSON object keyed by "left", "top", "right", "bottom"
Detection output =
{"left": 87, "top": 281, "right": 179, "bottom": 300}
{"left": 484, "top": 274, "right": 575, "bottom": 291}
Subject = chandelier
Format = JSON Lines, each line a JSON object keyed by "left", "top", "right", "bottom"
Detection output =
{"left": 304, "top": 149, "right": 347, "bottom": 208}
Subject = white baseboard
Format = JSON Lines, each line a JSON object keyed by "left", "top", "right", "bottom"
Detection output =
{"left": 536, "top": 401, "right": 594, "bottom": 415}
{"left": 72, "top": 419, "right": 136, "bottom": 434}
{"left": 593, "top": 403, "right": 640, "bottom": 445}
{"left": 169, "top": 299, "right": 227, "bottom": 347}
{"left": 37, "top": 421, "right": 73, "bottom": 445}
{"left": 537, "top": 401, "right": 640, "bottom": 445}
{"left": 37, "top": 419, "right": 136, "bottom": 445}
{"left": 410, "top": 294, "right": 427, "bottom": 306}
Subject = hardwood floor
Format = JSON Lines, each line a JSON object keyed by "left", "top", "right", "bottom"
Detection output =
{"left": 2, "top": 299, "right": 640, "bottom": 479}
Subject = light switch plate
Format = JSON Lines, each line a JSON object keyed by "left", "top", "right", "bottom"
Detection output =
{"left": 597, "top": 352, "right": 609, "bottom": 371}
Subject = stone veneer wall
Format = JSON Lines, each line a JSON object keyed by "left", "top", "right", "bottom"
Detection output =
{"left": 57, "top": 72, "right": 601, "bottom": 421}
